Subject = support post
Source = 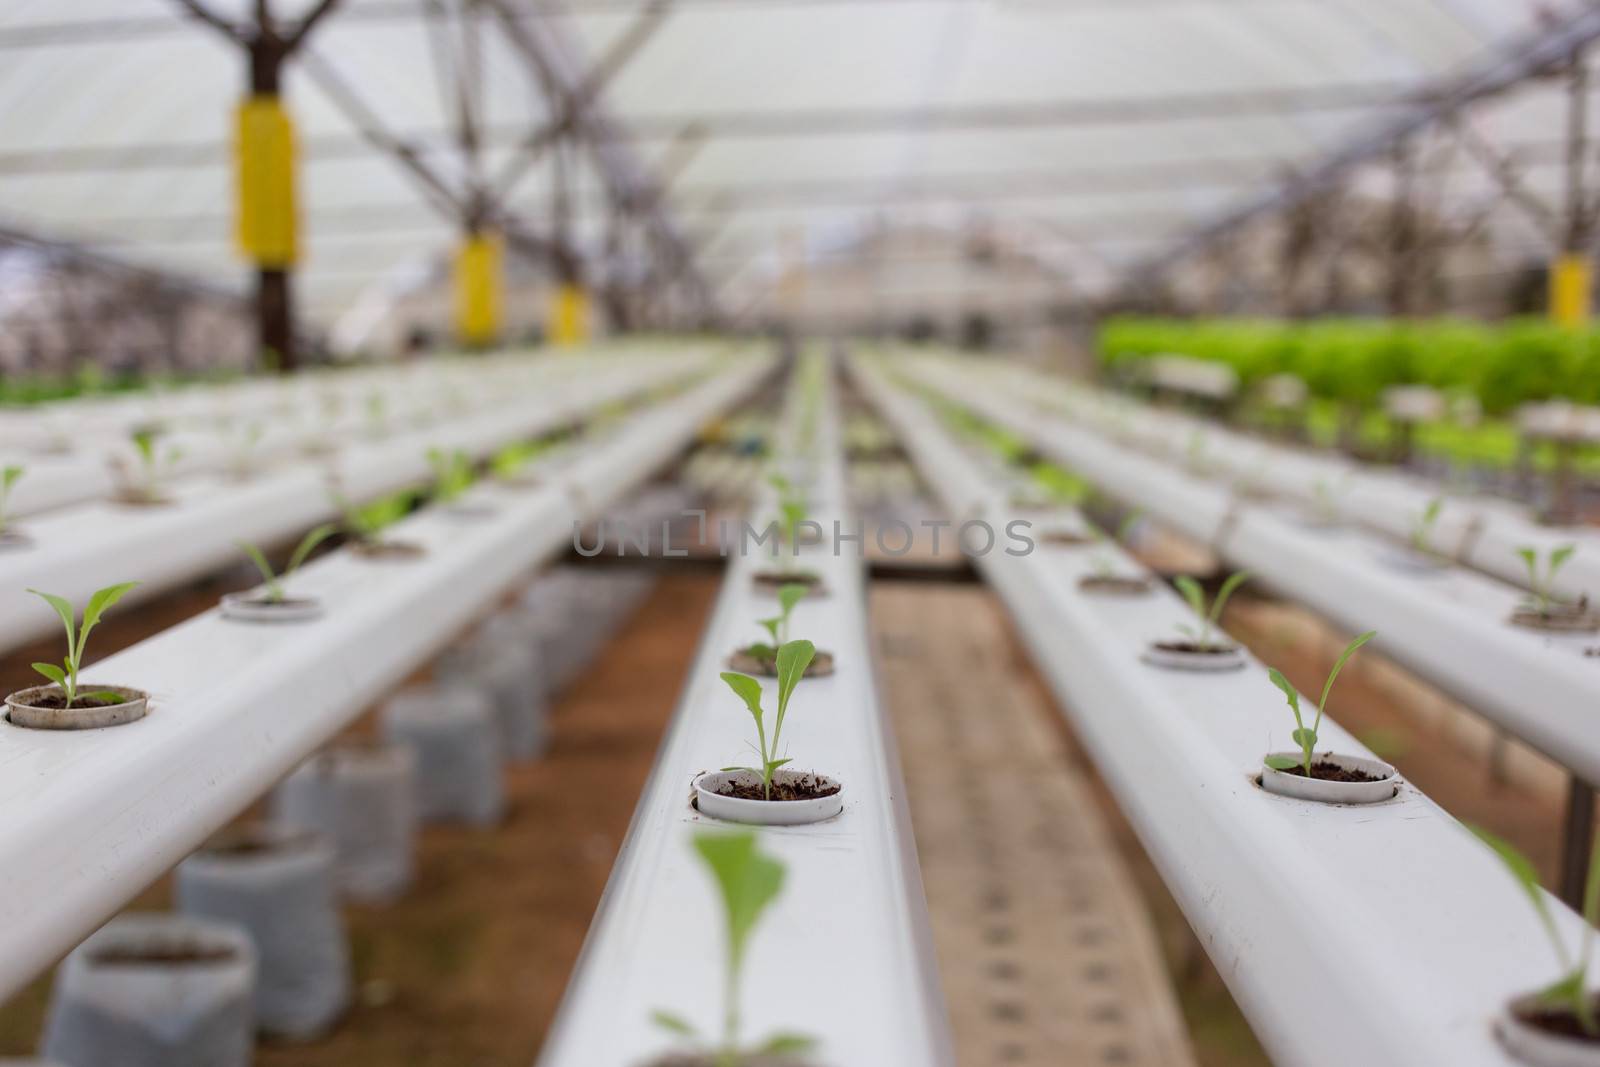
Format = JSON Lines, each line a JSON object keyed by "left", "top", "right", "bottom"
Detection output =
{"left": 1561, "top": 777, "right": 1596, "bottom": 908}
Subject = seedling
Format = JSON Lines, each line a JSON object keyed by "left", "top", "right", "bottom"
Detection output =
{"left": 365, "top": 391, "right": 388, "bottom": 436}
{"left": 225, "top": 422, "right": 264, "bottom": 480}
{"left": 1310, "top": 477, "right": 1343, "bottom": 525}
{"left": 746, "top": 583, "right": 808, "bottom": 661}
{"left": 719, "top": 639, "right": 816, "bottom": 801}
{"left": 235, "top": 524, "right": 336, "bottom": 604}
{"left": 769, "top": 472, "right": 810, "bottom": 563}
{"left": 1516, "top": 544, "right": 1578, "bottom": 617}
{"left": 0, "top": 465, "right": 23, "bottom": 534}
{"left": 333, "top": 488, "right": 416, "bottom": 547}
{"left": 1089, "top": 510, "right": 1143, "bottom": 580}
{"left": 1411, "top": 496, "right": 1444, "bottom": 560}
{"left": 1172, "top": 571, "right": 1250, "bottom": 651}
{"left": 123, "top": 428, "right": 182, "bottom": 503}
{"left": 1028, "top": 463, "right": 1088, "bottom": 508}
{"left": 1264, "top": 630, "right": 1376, "bottom": 777}
{"left": 426, "top": 447, "right": 473, "bottom": 505}
{"left": 1472, "top": 825, "right": 1600, "bottom": 1036}
{"left": 651, "top": 831, "right": 813, "bottom": 1066}
{"left": 25, "top": 583, "right": 140, "bottom": 707}
{"left": 491, "top": 441, "right": 547, "bottom": 483}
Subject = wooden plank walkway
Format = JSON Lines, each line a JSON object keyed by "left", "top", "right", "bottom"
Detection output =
{"left": 872, "top": 582, "right": 1198, "bottom": 1067}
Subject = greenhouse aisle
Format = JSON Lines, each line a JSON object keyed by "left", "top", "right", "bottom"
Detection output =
{"left": 873, "top": 583, "right": 1197, "bottom": 1067}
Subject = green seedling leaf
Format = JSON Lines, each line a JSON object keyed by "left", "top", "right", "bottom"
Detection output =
{"left": 757, "top": 618, "right": 781, "bottom": 644}
{"left": 81, "top": 690, "right": 129, "bottom": 707}
{"left": 1291, "top": 727, "right": 1318, "bottom": 750}
{"left": 720, "top": 672, "right": 765, "bottom": 723}
{"left": 744, "top": 643, "right": 777, "bottom": 661}
{"left": 776, "top": 583, "right": 808, "bottom": 617}
{"left": 692, "top": 830, "right": 786, "bottom": 987}
{"left": 30, "top": 662, "right": 66, "bottom": 690}
{"left": 81, "top": 581, "right": 139, "bottom": 646}
{"left": 1173, "top": 576, "right": 1206, "bottom": 620}
{"left": 1471, "top": 825, "right": 1567, "bottom": 968}
{"left": 1318, "top": 630, "right": 1375, "bottom": 722}
{"left": 755, "top": 1033, "right": 818, "bottom": 1054}
{"left": 1263, "top": 755, "right": 1300, "bottom": 770}
{"left": 28, "top": 589, "right": 76, "bottom": 656}
{"left": 1210, "top": 570, "right": 1251, "bottom": 627}
{"left": 236, "top": 541, "right": 282, "bottom": 601}
{"left": 775, "top": 639, "right": 814, "bottom": 715}
{"left": 287, "top": 523, "right": 338, "bottom": 575}
{"left": 650, "top": 1010, "right": 700, "bottom": 1038}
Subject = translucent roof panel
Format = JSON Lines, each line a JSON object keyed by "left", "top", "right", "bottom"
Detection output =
{"left": 0, "top": 0, "right": 1586, "bottom": 327}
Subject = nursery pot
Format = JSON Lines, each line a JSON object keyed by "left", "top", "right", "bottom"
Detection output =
{"left": 692, "top": 769, "right": 844, "bottom": 826}
{"left": 1509, "top": 604, "right": 1600, "bottom": 635}
{"left": 442, "top": 500, "right": 499, "bottom": 521}
{"left": 752, "top": 568, "right": 827, "bottom": 597}
{"left": 1077, "top": 574, "right": 1153, "bottom": 597}
{"left": 1038, "top": 524, "right": 1097, "bottom": 547}
{"left": 1296, "top": 512, "right": 1344, "bottom": 535}
{"left": 349, "top": 538, "right": 425, "bottom": 561}
{"left": 1498, "top": 992, "right": 1600, "bottom": 1067}
{"left": 41, "top": 913, "right": 256, "bottom": 1067}
{"left": 1259, "top": 752, "right": 1399, "bottom": 805}
{"left": 175, "top": 823, "right": 350, "bottom": 1041}
{"left": 271, "top": 741, "right": 417, "bottom": 902}
{"left": 5, "top": 684, "right": 148, "bottom": 730}
{"left": 1377, "top": 545, "right": 1450, "bottom": 576}
{"left": 219, "top": 590, "right": 324, "bottom": 624}
{"left": 1140, "top": 641, "right": 1246, "bottom": 672}
{"left": 726, "top": 647, "right": 836, "bottom": 678}
{"left": 112, "top": 489, "right": 176, "bottom": 508}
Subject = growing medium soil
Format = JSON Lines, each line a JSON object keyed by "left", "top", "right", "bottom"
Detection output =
{"left": 1150, "top": 640, "right": 1235, "bottom": 656}
{"left": 1512, "top": 995, "right": 1600, "bottom": 1042}
{"left": 10, "top": 689, "right": 133, "bottom": 710}
{"left": 708, "top": 773, "right": 840, "bottom": 803}
{"left": 1079, "top": 575, "right": 1153, "bottom": 596}
{"left": 1271, "top": 759, "right": 1384, "bottom": 784}
{"left": 89, "top": 945, "right": 239, "bottom": 967}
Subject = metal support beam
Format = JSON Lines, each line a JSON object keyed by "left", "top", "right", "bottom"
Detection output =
{"left": 482, "top": 0, "right": 717, "bottom": 324}
{"left": 1127, "top": 3, "right": 1600, "bottom": 287}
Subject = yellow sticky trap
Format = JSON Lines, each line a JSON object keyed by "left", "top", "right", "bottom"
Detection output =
{"left": 455, "top": 232, "right": 504, "bottom": 347}
{"left": 550, "top": 284, "right": 590, "bottom": 347}
{"left": 234, "top": 96, "right": 298, "bottom": 267}
{"left": 1551, "top": 253, "right": 1592, "bottom": 326}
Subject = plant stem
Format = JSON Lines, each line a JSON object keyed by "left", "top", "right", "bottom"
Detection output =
{"left": 719, "top": 949, "right": 742, "bottom": 1067}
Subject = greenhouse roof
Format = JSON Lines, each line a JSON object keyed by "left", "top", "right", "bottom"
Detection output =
{"left": 0, "top": 0, "right": 1587, "bottom": 326}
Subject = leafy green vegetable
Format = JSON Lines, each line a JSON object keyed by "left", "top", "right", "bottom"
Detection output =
{"left": 1516, "top": 543, "right": 1578, "bottom": 617}
{"left": 0, "top": 465, "right": 23, "bottom": 534}
{"left": 1471, "top": 825, "right": 1600, "bottom": 1035}
{"left": 651, "top": 831, "right": 813, "bottom": 1065}
{"left": 719, "top": 639, "right": 816, "bottom": 801}
{"left": 1263, "top": 630, "right": 1376, "bottom": 776}
{"left": 235, "top": 524, "right": 337, "bottom": 604}
{"left": 25, "top": 582, "right": 140, "bottom": 706}
{"left": 1172, "top": 571, "right": 1250, "bottom": 651}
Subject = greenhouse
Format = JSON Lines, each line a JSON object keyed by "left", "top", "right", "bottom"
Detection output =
{"left": 4, "top": 2, "right": 1600, "bottom": 1066}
